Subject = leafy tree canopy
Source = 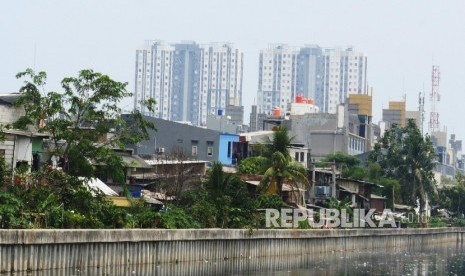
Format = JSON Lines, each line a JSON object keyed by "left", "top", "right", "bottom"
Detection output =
{"left": 11, "top": 69, "right": 156, "bottom": 183}
{"left": 369, "top": 119, "right": 437, "bottom": 213}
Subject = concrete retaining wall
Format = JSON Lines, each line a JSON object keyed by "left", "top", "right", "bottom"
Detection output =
{"left": 1, "top": 228, "right": 464, "bottom": 273}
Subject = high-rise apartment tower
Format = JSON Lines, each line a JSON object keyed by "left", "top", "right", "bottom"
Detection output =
{"left": 134, "top": 41, "right": 243, "bottom": 126}
{"left": 257, "top": 45, "right": 367, "bottom": 115}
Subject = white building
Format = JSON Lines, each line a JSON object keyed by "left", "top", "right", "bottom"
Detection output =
{"left": 257, "top": 45, "right": 300, "bottom": 115}
{"left": 257, "top": 45, "right": 367, "bottom": 115}
{"left": 135, "top": 41, "right": 174, "bottom": 120}
{"left": 135, "top": 41, "right": 243, "bottom": 126}
{"left": 321, "top": 47, "right": 367, "bottom": 113}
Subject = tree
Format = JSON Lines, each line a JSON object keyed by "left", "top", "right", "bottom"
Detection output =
{"left": 179, "top": 162, "right": 255, "bottom": 228}
{"left": 258, "top": 128, "right": 309, "bottom": 197}
{"left": 12, "top": 69, "right": 156, "bottom": 184}
{"left": 237, "top": 156, "right": 268, "bottom": 175}
{"left": 437, "top": 173, "right": 465, "bottom": 216}
{"left": 263, "top": 127, "right": 293, "bottom": 161}
{"left": 369, "top": 120, "right": 437, "bottom": 218}
{"left": 317, "top": 152, "right": 366, "bottom": 180}
{"left": 259, "top": 129, "right": 308, "bottom": 197}
{"left": 0, "top": 69, "right": 158, "bottom": 229}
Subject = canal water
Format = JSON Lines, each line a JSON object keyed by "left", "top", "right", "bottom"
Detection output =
{"left": 8, "top": 242, "right": 465, "bottom": 275}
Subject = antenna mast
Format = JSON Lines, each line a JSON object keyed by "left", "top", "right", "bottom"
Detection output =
{"left": 418, "top": 91, "right": 425, "bottom": 135}
{"left": 429, "top": 65, "right": 440, "bottom": 133}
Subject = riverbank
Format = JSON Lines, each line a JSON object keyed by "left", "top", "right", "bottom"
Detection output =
{"left": 1, "top": 228, "right": 464, "bottom": 273}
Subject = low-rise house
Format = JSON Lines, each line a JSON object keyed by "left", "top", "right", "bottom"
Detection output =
{"left": 244, "top": 179, "right": 306, "bottom": 207}
{"left": 308, "top": 167, "right": 385, "bottom": 213}
{"left": 0, "top": 93, "right": 50, "bottom": 173}
{"left": 237, "top": 130, "right": 312, "bottom": 169}
{"left": 0, "top": 129, "right": 49, "bottom": 172}
{"left": 0, "top": 93, "right": 25, "bottom": 126}
{"left": 122, "top": 115, "right": 240, "bottom": 166}
{"left": 370, "top": 194, "right": 387, "bottom": 213}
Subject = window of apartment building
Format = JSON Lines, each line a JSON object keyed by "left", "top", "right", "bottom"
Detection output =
{"left": 192, "top": 146, "right": 198, "bottom": 156}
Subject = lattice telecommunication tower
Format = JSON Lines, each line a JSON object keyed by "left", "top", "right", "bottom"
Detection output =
{"left": 429, "top": 65, "right": 440, "bottom": 133}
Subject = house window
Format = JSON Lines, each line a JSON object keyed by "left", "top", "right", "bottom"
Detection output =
{"left": 300, "top": 152, "right": 305, "bottom": 162}
{"left": 227, "top": 142, "right": 232, "bottom": 158}
{"left": 207, "top": 141, "right": 214, "bottom": 157}
{"left": 192, "top": 146, "right": 198, "bottom": 156}
{"left": 295, "top": 152, "right": 299, "bottom": 161}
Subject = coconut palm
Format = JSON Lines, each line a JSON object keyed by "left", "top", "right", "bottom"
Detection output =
{"left": 263, "top": 127, "right": 293, "bottom": 161}
{"left": 260, "top": 151, "right": 308, "bottom": 198}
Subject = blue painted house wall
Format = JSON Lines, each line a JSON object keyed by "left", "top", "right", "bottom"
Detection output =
{"left": 218, "top": 134, "right": 240, "bottom": 165}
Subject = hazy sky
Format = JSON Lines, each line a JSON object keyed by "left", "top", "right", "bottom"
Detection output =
{"left": 2, "top": 0, "right": 465, "bottom": 139}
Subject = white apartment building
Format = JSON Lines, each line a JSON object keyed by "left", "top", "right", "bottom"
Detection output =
{"left": 257, "top": 45, "right": 300, "bottom": 115}
{"left": 257, "top": 45, "right": 367, "bottom": 115}
{"left": 321, "top": 48, "right": 367, "bottom": 113}
{"left": 199, "top": 43, "right": 243, "bottom": 125}
{"left": 135, "top": 41, "right": 174, "bottom": 120}
{"left": 134, "top": 41, "right": 243, "bottom": 126}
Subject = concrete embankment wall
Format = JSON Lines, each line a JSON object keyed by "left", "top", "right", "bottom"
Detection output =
{"left": 1, "top": 228, "right": 464, "bottom": 273}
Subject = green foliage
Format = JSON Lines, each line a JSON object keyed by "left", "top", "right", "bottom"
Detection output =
{"left": 238, "top": 156, "right": 268, "bottom": 175}
{"left": 317, "top": 152, "right": 367, "bottom": 180}
{"left": 369, "top": 119, "right": 437, "bottom": 215}
{"left": 406, "top": 215, "right": 447, "bottom": 228}
{"left": 298, "top": 219, "right": 311, "bottom": 229}
{"left": 343, "top": 166, "right": 367, "bottom": 180}
{"left": 0, "top": 158, "right": 11, "bottom": 187}
{"left": 428, "top": 217, "right": 448, "bottom": 228}
{"left": 437, "top": 174, "right": 465, "bottom": 216}
{"left": 318, "top": 152, "right": 360, "bottom": 168}
{"left": 451, "top": 218, "right": 465, "bottom": 227}
{"left": 158, "top": 206, "right": 200, "bottom": 229}
{"left": 0, "top": 169, "right": 131, "bottom": 229}
{"left": 177, "top": 163, "right": 256, "bottom": 228}
{"left": 376, "top": 178, "right": 401, "bottom": 209}
{"left": 13, "top": 69, "right": 156, "bottom": 182}
{"left": 329, "top": 197, "right": 353, "bottom": 216}
{"left": 260, "top": 152, "right": 308, "bottom": 196}
{"left": 263, "top": 127, "right": 294, "bottom": 161}
{"left": 254, "top": 193, "right": 285, "bottom": 209}
{"left": 0, "top": 188, "right": 28, "bottom": 228}
{"left": 367, "top": 162, "right": 382, "bottom": 181}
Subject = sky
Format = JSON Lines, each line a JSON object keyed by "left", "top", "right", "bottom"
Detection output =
{"left": 2, "top": 0, "right": 465, "bottom": 139}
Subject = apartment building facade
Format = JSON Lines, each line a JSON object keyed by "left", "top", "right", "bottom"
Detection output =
{"left": 134, "top": 41, "right": 243, "bottom": 126}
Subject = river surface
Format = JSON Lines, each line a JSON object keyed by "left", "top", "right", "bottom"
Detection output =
{"left": 9, "top": 242, "right": 465, "bottom": 276}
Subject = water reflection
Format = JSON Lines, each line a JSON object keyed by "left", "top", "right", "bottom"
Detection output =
{"left": 12, "top": 242, "right": 465, "bottom": 276}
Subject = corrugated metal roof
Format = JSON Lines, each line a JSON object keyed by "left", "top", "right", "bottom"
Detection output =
{"left": 79, "top": 177, "right": 118, "bottom": 196}
{"left": 121, "top": 155, "right": 151, "bottom": 168}
{"left": 244, "top": 180, "right": 306, "bottom": 191}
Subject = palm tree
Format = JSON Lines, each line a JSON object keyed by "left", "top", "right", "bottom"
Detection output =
{"left": 260, "top": 128, "right": 309, "bottom": 197}
{"left": 205, "top": 162, "right": 232, "bottom": 198}
{"left": 205, "top": 162, "right": 234, "bottom": 227}
{"left": 264, "top": 127, "right": 293, "bottom": 161}
{"left": 260, "top": 152, "right": 308, "bottom": 198}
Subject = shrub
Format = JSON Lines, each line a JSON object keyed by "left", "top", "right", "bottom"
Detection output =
{"left": 238, "top": 157, "right": 268, "bottom": 175}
